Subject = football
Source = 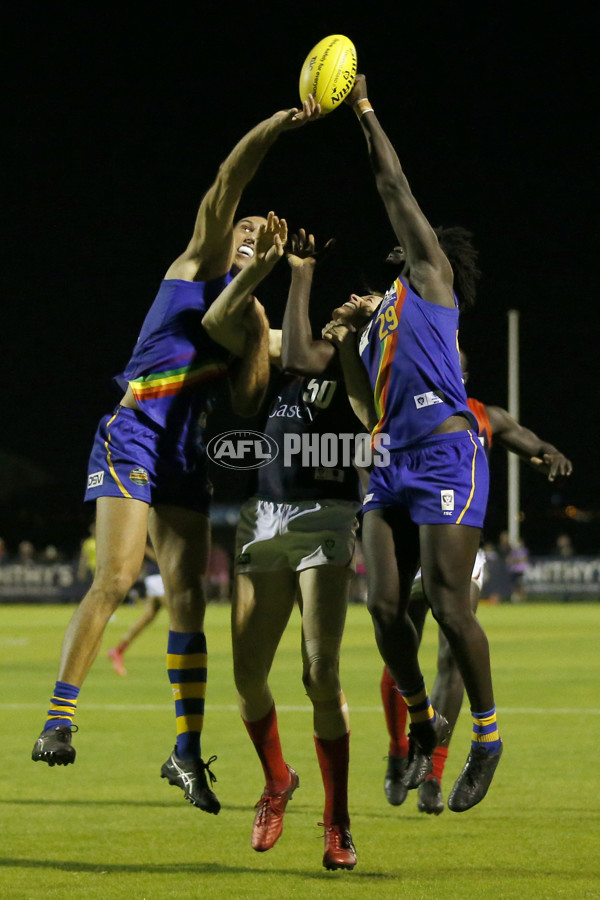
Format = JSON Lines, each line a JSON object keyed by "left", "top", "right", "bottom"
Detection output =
{"left": 299, "top": 34, "right": 357, "bottom": 115}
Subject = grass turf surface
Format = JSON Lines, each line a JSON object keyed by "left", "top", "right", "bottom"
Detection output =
{"left": 2, "top": 600, "right": 599, "bottom": 899}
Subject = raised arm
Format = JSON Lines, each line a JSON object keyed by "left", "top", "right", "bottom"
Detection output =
{"left": 228, "top": 297, "right": 271, "bottom": 417}
{"left": 487, "top": 404, "right": 573, "bottom": 482}
{"left": 345, "top": 75, "right": 453, "bottom": 306}
{"left": 202, "top": 213, "right": 287, "bottom": 357}
{"left": 166, "top": 96, "right": 320, "bottom": 283}
{"left": 281, "top": 230, "right": 336, "bottom": 375}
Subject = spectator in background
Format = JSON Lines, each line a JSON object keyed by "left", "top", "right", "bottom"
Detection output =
{"left": 0, "top": 537, "right": 8, "bottom": 565}
{"left": 555, "top": 533, "right": 575, "bottom": 558}
{"left": 205, "top": 543, "right": 231, "bottom": 601}
{"left": 494, "top": 532, "right": 514, "bottom": 603}
{"left": 17, "top": 540, "right": 37, "bottom": 566}
{"left": 480, "top": 541, "right": 501, "bottom": 604}
{"left": 76, "top": 521, "right": 96, "bottom": 583}
{"left": 554, "top": 533, "right": 576, "bottom": 603}
{"left": 42, "top": 545, "right": 60, "bottom": 564}
{"left": 507, "top": 538, "right": 529, "bottom": 603}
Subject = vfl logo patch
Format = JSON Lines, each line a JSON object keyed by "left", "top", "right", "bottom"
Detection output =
{"left": 363, "top": 492, "right": 374, "bottom": 505}
{"left": 441, "top": 490, "right": 455, "bottom": 514}
{"left": 414, "top": 391, "right": 443, "bottom": 409}
{"left": 87, "top": 471, "right": 104, "bottom": 489}
{"left": 129, "top": 467, "right": 150, "bottom": 486}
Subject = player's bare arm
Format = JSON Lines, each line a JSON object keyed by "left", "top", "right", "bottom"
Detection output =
{"left": 345, "top": 74, "right": 453, "bottom": 307}
{"left": 281, "top": 229, "right": 337, "bottom": 375}
{"left": 202, "top": 213, "right": 287, "bottom": 357}
{"left": 228, "top": 297, "right": 271, "bottom": 417}
{"left": 166, "top": 97, "right": 320, "bottom": 283}
{"left": 486, "top": 404, "right": 573, "bottom": 481}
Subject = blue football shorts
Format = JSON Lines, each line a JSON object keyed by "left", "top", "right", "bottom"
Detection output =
{"left": 362, "top": 430, "right": 489, "bottom": 528}
{"left": 84, "top": 406, "right": 212, "bottom": 515}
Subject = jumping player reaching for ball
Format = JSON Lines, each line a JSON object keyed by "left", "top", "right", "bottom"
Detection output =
{"left": 230, "top": 231, "right": 366, "bottom": 872}
{"left": 204, "top": 229, "right": 363, "bottom": 869}
{"left": 323, "top": 74, "right": 502, "bottom": 812}
{"left": 382, "top": 352, "right": 572, "bottom": 813}
{"left": 31, "top": 96, "right": 321, "bottom": 818}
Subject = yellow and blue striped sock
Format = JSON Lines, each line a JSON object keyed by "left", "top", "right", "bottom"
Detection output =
{"left": 44, "top": 680, "right": 79, "bottom": 730}
{"left": 400, "top": 678, "right": 435, "bottom": 725}
{"left": 167, "top": 631, "right": 207, "bottom": 760}
{"left": 471, "top": 706, "right": 501, "bottom": 753}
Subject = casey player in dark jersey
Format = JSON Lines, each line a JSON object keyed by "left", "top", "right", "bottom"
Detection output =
{"left": 31, "top": 96, "right": 322, "bottom": 817}
{"left": 230, "top": 232, "right": 365, "bottom": 871}
{"left": 322, "top": 73, "right": 503, "bottom": 813}
{"left": 382, "top": 355, "right": 572, "bottom": 813}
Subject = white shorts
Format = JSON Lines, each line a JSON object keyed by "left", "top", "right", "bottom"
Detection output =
{"left": 235, "top": 498, "right": 360, "bottom": 574}
{"left": 144, "top": 573, "right": 165, "bottom": 598}
{"left": 411, "top": 548, "right": 487, "bottom": 600}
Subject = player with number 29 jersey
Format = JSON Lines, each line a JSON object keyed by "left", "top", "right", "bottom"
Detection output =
{"left": 359, "top": 276, "right": 476, "bottom": 449}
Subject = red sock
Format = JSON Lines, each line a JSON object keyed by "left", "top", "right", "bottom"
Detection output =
{"left": 381, "top": 666, "right": 409, "bottom": 757}
{"left": 116, "top": 641, "right": 129, "bottom": 654}
{"left": 429, "top": 746, "right": 449, "bottom": 783}
{"left": 243, "top": 705, "right": 290, "bottom": 793}
{"left": 314, "top": 732, "right": 350, "bottom": 829}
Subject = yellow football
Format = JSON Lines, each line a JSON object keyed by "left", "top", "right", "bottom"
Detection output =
{"left": 299, "top": 34, "right": 357, "bottom": 115}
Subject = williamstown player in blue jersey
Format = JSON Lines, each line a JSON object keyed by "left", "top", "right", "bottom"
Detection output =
{"left": 381, "top": 360, "right": 572, "bottom": 814}
{"left": 31, "top": 97, "right": 321, "bottom": 816}
{"left": 322, "top": 73, "right": 503, "bottom": 812}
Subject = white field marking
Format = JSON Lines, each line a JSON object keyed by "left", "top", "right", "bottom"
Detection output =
{"left": 7, "top": 704, "right": 600, "bottom": 714}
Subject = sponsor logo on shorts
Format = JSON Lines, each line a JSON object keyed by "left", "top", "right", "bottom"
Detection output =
{"left": 414, "top": 391, "right": 443, "bottom": 409}
{"left": 87, "top": 471, "right": 104, "bottom": 489}
{"left": 207, "top": 431, "right": 390, "bottom": 471}
{"left": 441, "top": 489, "right": 455, "bottom": 514}
{"left": 363, "top": 492, "right": 374, "bottom": 505}
{"left": 129, "top": 467, "right": 150, "bottom": 485}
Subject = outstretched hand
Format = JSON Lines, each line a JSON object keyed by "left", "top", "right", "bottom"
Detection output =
{"left": 254, "top": 211, "right": 288, "bottom": 267}
{"left": 321, "top": 319, "right": 356, "bottom": 347}
{"left": 529, "top": 452, "right": 573, "bottom": 482}
{"left": 345, "top": 73, "right": 368, "bottom": 107}
{"left": 286, "top": 228, "right": 336, "bottom": 269}
{"left": 275, "top": 95, "right": 322, "bottom": 131}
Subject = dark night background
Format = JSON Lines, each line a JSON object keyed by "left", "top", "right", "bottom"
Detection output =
{"left": 2, "top": 5, "right": 598, "bottom": 557}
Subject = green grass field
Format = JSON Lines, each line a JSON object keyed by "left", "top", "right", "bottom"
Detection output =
{"left": 2, "top": 600, "right": 599, "bottom": 900}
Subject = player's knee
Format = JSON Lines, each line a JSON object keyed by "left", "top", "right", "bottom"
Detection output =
{"left": 161, "top": 564, "right": 204, "bottom": 597}
{"left": 90, "top": 568, "right": 138, "bottom": 607}
{"left": 432, "top": 603, "right": 474, "bottom": 639}
{"left": 233, "top": 655, "right": 268, "bottom": 697}
{"left": 163, "top": 582, "right": 206, "bottom": 622}
{"left": 303, "top": 657, "right": 340, "bottom": 703}
{"left": 366, "top": 592, "right": 398, "bottom": 629}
